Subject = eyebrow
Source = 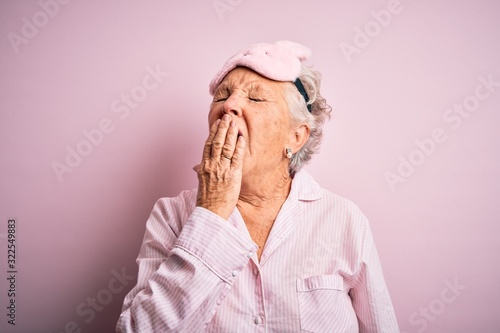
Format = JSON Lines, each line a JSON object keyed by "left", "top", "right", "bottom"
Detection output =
{"left": 215, "top": 80, "right": 269, "bottom": 95}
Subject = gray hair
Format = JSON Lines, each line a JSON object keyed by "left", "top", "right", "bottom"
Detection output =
{"left": 283, "top": 66, "right": 332, "bottom": 176}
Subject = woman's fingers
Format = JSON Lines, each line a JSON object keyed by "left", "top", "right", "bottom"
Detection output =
{"left": 210, "top": 114, "right": 233, "bottom": 161}
{"left": 230, "top": 135, "right": 245, "bottom": 169}
{"left": 196, "top": 114, "right": 244, "bottom": 220}
{"left": 221, "top": 120, "right": 238, "bottom": 162}
{"left": 205, "top": 114, "right": 238, "bottom": 163}
{"left": 202, "top": 119, "right": 220, "bottom": 161}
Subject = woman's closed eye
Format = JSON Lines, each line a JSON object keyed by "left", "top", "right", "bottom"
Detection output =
{"left": 213, "top": 94, "right": 228, "bottom": 102}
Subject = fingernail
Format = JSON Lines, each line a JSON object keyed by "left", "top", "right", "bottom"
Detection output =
{"left": 230, "top": 121, "right": 236, "bottom": 127}
{"left": 223, "top": 114, "right": 230, "bottom": 121}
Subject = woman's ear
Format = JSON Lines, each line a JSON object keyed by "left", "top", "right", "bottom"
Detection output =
{"left": 291, "top": 123, "right": 310, "bottom": 153}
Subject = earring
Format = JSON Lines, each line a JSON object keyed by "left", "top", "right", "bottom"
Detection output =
{"left": 285, "top": 148, "right": 292, "bottom": 159}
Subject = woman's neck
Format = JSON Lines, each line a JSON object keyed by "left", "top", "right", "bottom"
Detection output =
{"left": 238, "top": 166, "right": 292, "bottom": 209}
{"left": 237, "top": 167, "right": 292, "bottom": 260}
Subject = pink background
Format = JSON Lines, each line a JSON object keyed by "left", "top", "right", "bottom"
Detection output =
{"left": 1, "top": 0, "right": 499, "bottom": 332}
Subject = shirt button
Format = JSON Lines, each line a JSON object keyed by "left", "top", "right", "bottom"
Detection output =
{"left": 254, "top": 316, "right": 261, "bottom": 325}
{"left": 246, "top": 252, "right": 254, "bottom": 258}
{"left": 231, "top": 270, "right": 238, "bottom": 277}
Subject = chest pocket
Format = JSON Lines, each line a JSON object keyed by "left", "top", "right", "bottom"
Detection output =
{"left": 296, "top": 275, "right": 358, "bottom": 333}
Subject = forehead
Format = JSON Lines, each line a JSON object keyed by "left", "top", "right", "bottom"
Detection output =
{"left": 217, "top": 67, "right": 284, "bottom": 92}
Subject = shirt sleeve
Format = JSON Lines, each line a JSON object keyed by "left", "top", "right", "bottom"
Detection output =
{"left": 116, "top": 199, "right": 258, "bottom": 333}
{"left": 349, "top": 220, "right": 400, "bottom": 333}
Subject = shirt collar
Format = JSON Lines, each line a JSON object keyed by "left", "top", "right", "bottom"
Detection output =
{"left": 291, "top": 169, "right": 323, "bottom": 201}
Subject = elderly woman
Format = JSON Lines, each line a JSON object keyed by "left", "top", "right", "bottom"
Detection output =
{"left": 116, "top": 41, "right": 399, "bottom": 332}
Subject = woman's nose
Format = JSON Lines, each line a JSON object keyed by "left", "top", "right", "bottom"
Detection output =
{"left": 222, "top": 94, "right": 242, "bottom": 117}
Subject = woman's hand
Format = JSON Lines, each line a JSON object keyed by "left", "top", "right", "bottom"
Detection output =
{"left": 195, "top": 114, "right": 246, "bottom": 220}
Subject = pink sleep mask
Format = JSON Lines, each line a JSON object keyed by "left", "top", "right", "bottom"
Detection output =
{"left": 208, "top": 40, "right": 312, "bottom": 96}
